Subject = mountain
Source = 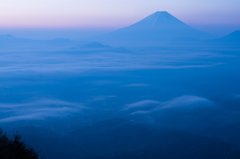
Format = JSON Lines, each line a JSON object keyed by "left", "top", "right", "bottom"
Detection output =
{"left": 214, "top": 30, "right": 240, "bottom": 42}
{"left": 66, "top": 119, "right": 240, "bottom": 159}
{"left": 93, "top": 11, "right": 214, "bottom": 45}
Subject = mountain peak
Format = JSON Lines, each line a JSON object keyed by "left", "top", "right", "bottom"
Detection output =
{"left": 154, "top": 11, "right": 168, "bottom": 14}
{"left": 133, "top": 11, "right": 184, "bottom": 26}
{"left": 155, "top": 11, "right": 167, "bottom": 13}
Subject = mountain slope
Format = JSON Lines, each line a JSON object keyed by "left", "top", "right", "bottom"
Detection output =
{"left": 94, "top": 11, "right": 214, "bottom": 44}
{"left": 214, "top": 30, "right": 240, "bottom": 42}
{"left": 66, "top": 119, "right": 240, "bottom": 159}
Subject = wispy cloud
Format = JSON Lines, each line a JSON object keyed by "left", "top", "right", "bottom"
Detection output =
{"left": 0, "top": 99, "right": 83, "bottom": 109}
{"left": 92, "top": 95, "right": 116, "bottom": 101}
{"left": 123, "top": 83, "right": 151, "bottom": 87}
{"left": 91, "top": 80, "right": 119, "bottom": 85}
{"left": 122, "top": 100, "right": 160, "bottom": 110}
{"left": 127, "top": 95, "right": 216, "bottom": 126}
{"left": 0, "top": 99, "right": 85, "bottom": 123}
{"left": 234, "top": 94, "right": 240, "bottom": 98}
{"left": 130, "top": 111, "right": 151, "bottom": 115}
{"left": 157, "top": 95, "right": 213, "bottom": 110}
{"left": 126, "top": 95, "right": 213, "bottom": 116}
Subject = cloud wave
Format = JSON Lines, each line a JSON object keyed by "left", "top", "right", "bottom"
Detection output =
{"left": 127, "top": 95, "right": 214, "bottom": 116}
{"left": 158, "top": 95, "right": 213, "bottom": 110}
{"left": 0, "top": 99, "right": 85, "bottom": 123}
{"left": 123, "top": 100, "right": 161, "bottom": 110}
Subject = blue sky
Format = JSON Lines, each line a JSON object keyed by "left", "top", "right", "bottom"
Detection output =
{"left": 0, "top": 0, "right": 239, "bottom": 39}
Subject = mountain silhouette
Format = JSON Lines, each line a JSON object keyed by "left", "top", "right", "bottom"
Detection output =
{"left": 94, "top": 11, "right": 214, "bottom": 44}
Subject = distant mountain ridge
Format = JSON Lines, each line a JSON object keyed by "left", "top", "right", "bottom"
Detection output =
{"left": 82, "top": 42, "right": 111, "bottom": 49}
{"left": 0, "top": 34, "right": 16, "bottom": 40}
{"left": 0, "top": 34, "right": 75, "bottom": 49}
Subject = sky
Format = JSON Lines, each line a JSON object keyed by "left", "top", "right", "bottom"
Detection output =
{"left": 0, "top": 0, "right": 239, "bottom": 39}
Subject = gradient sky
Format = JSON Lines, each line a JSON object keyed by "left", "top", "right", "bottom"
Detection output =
{"left": 0, "top": 0, "right": 239, "bottom": 29}
{"left": 0, "top": 0, "right": 239, "bottom": 39}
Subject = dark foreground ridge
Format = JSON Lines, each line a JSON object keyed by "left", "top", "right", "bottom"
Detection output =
{"left": 0, "top": 128, "right": 39, "bottom": 159}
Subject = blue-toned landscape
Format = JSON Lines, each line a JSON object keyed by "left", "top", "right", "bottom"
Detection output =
{"left": 0, "top": 1, "right": 240, "bottom": 158}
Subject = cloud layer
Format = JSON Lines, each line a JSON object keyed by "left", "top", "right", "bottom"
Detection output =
{"left": 0, "top": 50, "right": 223, "bottom": 74}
